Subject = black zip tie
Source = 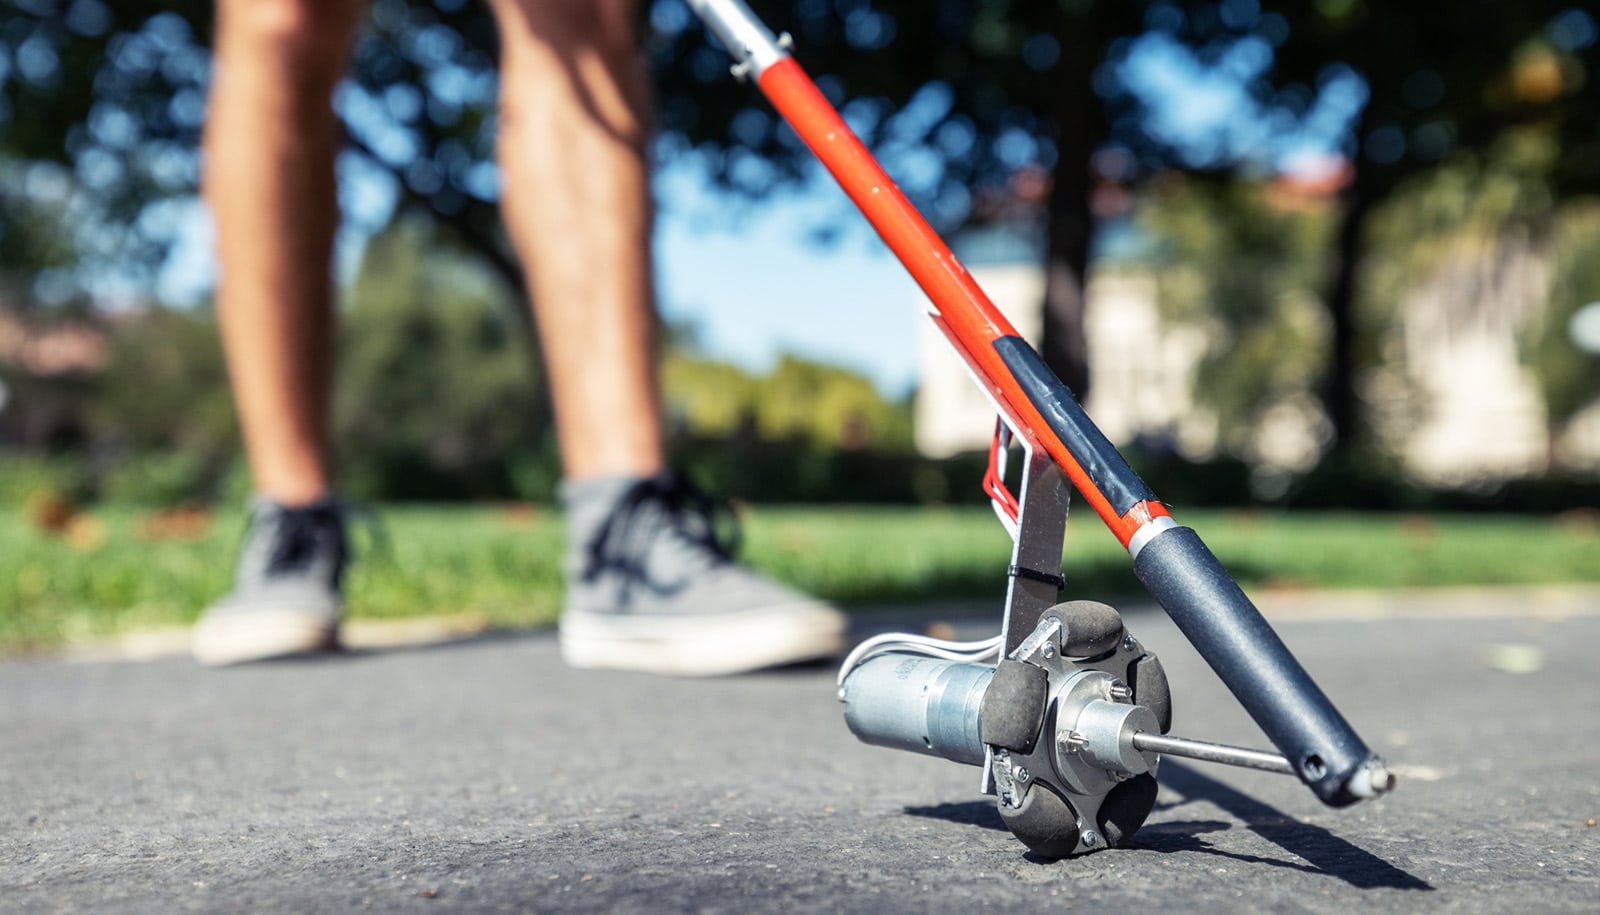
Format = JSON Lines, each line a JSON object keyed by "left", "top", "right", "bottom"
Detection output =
{"left": 1008, "top": 564, "right": 1066, "bottom": 590}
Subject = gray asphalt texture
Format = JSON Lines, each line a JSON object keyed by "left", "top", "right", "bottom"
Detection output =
{"left": 5, "top": 599, "right": 1598, "bottom": 913}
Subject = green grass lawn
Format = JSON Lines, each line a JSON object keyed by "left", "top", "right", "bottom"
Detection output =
{"left": 3, "top": 504, "right": 1597, "bottom": 651}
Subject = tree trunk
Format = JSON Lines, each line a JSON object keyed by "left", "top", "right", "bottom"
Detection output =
{"left": 1038, "top": 37, "right": 1107, "bottom": 402}
{"left": 1040, "top": 150, "right": 1095, "bottom": 401}
{"left": 1323, "top": 179, "right": 1377, "bottom": 452}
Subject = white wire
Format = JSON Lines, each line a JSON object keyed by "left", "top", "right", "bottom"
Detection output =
{"left": 836, "top": 631, "right": 1004, "bottom": 688}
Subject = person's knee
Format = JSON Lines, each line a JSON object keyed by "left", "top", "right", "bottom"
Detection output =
{"left": 214, "top": 0, "right": 366, "bottom": 96}
{"left": 491, "top": 0, "right": 638, "bottom": 59}
{"left": 491, "top": 0, "right": 646, "bottom": 129}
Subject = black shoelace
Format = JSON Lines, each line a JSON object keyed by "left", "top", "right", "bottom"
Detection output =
{"left": 260, "top": 502, "right": 349, "bottom": 577}
{"left": 582, "top": 474, "right": 742, "bottom": 602}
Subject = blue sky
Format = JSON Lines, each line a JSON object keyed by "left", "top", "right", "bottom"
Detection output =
{"left": 652, "top": 157, "right": 923, "bottom": 396}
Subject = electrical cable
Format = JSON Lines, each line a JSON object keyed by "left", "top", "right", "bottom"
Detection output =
{"left": 836, "top": 631, "right": 1004, "bottom": 688}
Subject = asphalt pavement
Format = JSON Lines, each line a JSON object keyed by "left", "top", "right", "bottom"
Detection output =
{"left": 4, "top": 591, "right": 1598, "bottom": 913}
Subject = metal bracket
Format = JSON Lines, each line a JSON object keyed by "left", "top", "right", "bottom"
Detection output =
{"left": 691, "top": 0, "right": 792, "bottom": 81}
{"left": 999, "top": 444, "right": 1071, "bottom": 657}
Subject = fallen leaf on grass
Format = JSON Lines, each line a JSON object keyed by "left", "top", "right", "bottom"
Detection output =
{"left": 1557, "top": 508, "right": 1598, "bottom": 541}
{"left": 501, "top": 502, "right": 539, "bottom": 528}
{"left": 26, "top": 494, "right": 78, "bottom": 535}
{"left": 137, "top": 507, "right": 212, "bottom": 542}
{"left": 1399, "top": 514, "right": 1439, "bottom": 547}
{"left": 66, "top": 515, "right": 105, "bottom": 551}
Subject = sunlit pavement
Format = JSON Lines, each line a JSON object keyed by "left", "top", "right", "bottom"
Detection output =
{"left": 4, "top": 591, "right": 1597, "bottom": 913}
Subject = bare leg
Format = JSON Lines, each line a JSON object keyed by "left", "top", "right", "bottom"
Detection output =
{"left": 484, "top": 1, "right": 844, "bottom": 675}
{"left": 205, "top": 0, "right": 368, "bottom": 505}
{"left": 489, "top": 0, "right": 665, "bottom": 481}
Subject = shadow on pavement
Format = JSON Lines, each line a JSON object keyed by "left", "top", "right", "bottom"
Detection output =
{"left": 1147, "top": 761, "right": 1433, "bottom": 891}
{"left": 903, "top": 800, "right": 1008, "bottom": 832}
{"left": 903, "top": 766, "right": 1431, "bottom": 891}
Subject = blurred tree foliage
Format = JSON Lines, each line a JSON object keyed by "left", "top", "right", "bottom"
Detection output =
{"left": 664, "top": 350, "right": 911, "bottom": 451}
{"left": 1531, "top": 203, "right": 1600, "bottom": 430}
{"left": 0, "top": 158, "right": 99, "bottom": 453}
{"left": 1359, "top": 129, "right": 1600, "bottom": 450}
{"left": 0, "top": 160, "right": 84, "bottom": 310}
{"left": 1244, "top": 1, "right": 1599, "bottom": 448}
{"left": 3, "top": 0, "right": 1596, "bottom": 473}
{"left": 0, "top": 3, "right": 212, "bottom": 298}
{"left": 757, "top": 355, "right": 911, "bottom": 448}
{"left": 650, "top": 0, "right": 1155, "bottom": 399}
{"left": 662, "top": 353, "right": 759, "bottom": 437}
{"left": 1137, "top": 175, "right": 1331, "bottom": 462}
{"left": 334, "top": 214, "right": 544, "bottom": 500}
{"left": 90, "top": 305, "right": 235, "bottom": 456}
{"left": 0, "top": 0, "right": 1152, "bottom": 394}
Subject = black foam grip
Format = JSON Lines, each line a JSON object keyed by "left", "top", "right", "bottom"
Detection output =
{"left": 980, "top": 659, "right": 1049, "bottom": 753}
{"left": 1133, "top": 526, "right": 1377, "bottom": 807}
{"left": 993, "top": 336, "right": 1156, "bottom": 515}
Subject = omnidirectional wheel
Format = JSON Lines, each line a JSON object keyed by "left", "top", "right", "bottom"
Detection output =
{"left": 985, "top": 600, "right": 1171, "bottom": 857}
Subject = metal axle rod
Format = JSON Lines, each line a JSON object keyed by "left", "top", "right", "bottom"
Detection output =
{"left": 1132, "top": 733, "right": 1297, "bottom": 775}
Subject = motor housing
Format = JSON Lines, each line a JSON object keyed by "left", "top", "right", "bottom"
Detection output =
{"left": 839, "top": 602, "right": 1173, "bottom": 856}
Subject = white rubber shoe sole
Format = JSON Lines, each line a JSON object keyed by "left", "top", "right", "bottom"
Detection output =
{"left": 559, "top": 602, "right": 847, "bottom": 676}
{"left": 191, "top": 607, "right": 340, "bottom": 667}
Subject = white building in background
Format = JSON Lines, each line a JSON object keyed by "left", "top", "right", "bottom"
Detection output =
{"left": 913, "top": 233, "right": 1598, "bottom": 485}
{"left": 1384, "top": 232, "right": 1554, "bottom": 485}
{"left": 1078, "top": 273, "right": 1214, "bottom": 459}
{"left": 914, "top": 261, "right": 1209, "bottom": 461}
{"left": 913, "top": 256, "right": 1043, "bottom": 458}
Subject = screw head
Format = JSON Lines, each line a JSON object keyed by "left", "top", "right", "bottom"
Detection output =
{"left": 1081, "top": 829, "right": 1098, "bottom": 846}
{"left": 1041, "top": 642, "right": 1057, "bottom": 659}
{"left": 1121, "top": 634, "right": 1138, "bottom": 652}
{"left": 1015, "top": 767, "right": 1030, "bottom": 782}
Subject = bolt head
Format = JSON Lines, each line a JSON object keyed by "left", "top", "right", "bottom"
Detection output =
{"left": 1081, "top": 830, "right": 1098, "bottom": 846}
{"left": 1015, "top": 767, "right": 1030, "bottom": 782}
{"left": 1041, "top": 642, "right": 1056, "bottom": 659}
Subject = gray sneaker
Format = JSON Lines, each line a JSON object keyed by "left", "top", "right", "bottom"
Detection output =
{"left": 558, "top": 473, "right": 847, "bottom": 676}
{"left": 192, "top": 498, "right": 347, "bottom": 666}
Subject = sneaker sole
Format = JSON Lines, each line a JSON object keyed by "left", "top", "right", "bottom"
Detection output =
{"left": 192, "top": 608, "right": 340, "bottom": 667}
{"left": 559, "top": 602, "right": 847, "bottom": 676}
